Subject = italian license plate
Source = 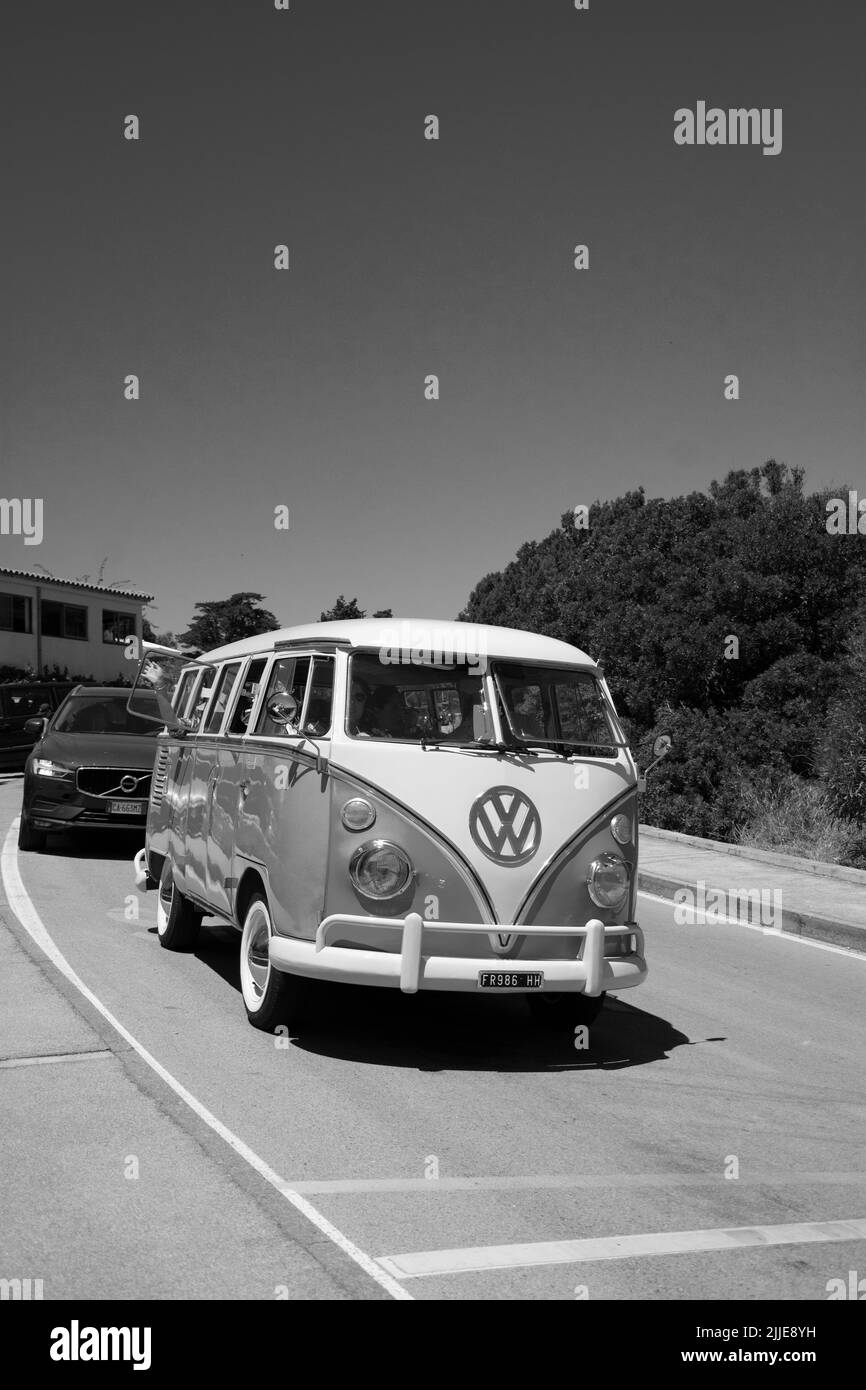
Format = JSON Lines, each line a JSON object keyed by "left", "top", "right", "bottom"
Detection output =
{"left": 478, "top": 971, "right": 543, "bottom": 990}
{"left": 109, "top": 800, "right": 144, "bottom": 815}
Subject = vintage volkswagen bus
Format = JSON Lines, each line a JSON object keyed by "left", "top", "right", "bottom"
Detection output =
{"left": 129, "top": 620, "right": 658, "bottom": 1034}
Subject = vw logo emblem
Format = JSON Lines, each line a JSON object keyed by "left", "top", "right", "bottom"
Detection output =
{"left": 469, "top": 786, "right": 541, "bottom": 866}
{"left": 120, "top": 775, "right": 138, "bottom": 794}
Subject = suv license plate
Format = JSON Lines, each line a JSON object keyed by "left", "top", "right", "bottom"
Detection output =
{"left": 478, "top": 971, "right": 543, "bottom": 990}
{"left": 109, "top": 800, "right": 145, "bottom": 815}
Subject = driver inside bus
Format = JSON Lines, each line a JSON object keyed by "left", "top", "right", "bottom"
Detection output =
{"left": 510, "top": 684, "right": 545, "bottom": 740}
{"left": 442, "top": 680, "right": 486, "bottom": 742}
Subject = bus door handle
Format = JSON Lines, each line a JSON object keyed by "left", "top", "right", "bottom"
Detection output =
{"left": 238, "top": 778, "right": 250, "bottom": 800}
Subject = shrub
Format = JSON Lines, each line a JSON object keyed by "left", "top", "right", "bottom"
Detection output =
{"left": 735, "top": 774, "right": 866, "bottom": 868}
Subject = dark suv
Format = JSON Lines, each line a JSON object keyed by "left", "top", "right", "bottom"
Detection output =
{"left": 0, "top": 682, "right": 78, "bottom": 771}
{"left": 18, "top": 686, "right": 162, "bottom": 851}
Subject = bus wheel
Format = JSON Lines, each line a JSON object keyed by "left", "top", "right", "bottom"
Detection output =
{"left": 527, "top": 991, "right": 606, "bottom": 1030}
{"left": 156, "top": 859, "right": 201, "bottom": 951}
{"left": 240, "top": 892, "right": 306, "bottom": 1032}
{"left": 17, "top": 815, "right": 47, "bottom": 852}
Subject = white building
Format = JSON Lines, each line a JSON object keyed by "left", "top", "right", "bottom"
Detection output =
{"left": 0, "top": 568, "right": 154, "bottom": 682}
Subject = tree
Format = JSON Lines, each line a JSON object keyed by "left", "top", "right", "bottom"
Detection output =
{"left": 319, "top": 596, "right": 365, "bottom": 621}
{"left": 457, "top": 461, "right": 866, "bottom": 855}
{"left": 142, "top": 615, "right": 176, "bottom": 647}
{"left": 177, "top": 593, "right": 280, "bottom": 651}
{"left": 460, "top": 461, "right": 866, "bottom": 726}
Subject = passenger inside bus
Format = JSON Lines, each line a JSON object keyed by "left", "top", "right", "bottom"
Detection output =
{"left": 365, "top": 686, "right": 409, "bottom": 738}
{"left": 348, "top": 678, "right": 372, "bottom": 735}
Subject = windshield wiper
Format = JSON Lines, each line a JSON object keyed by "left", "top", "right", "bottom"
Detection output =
{"left": 504, "top": 735, "right": 621, "bottom": 756}
{"left": 419, "top": 736, "right": 506, "bottom": 753}
{"left": 509, "top": 743, "right": 568, "bottom": 758}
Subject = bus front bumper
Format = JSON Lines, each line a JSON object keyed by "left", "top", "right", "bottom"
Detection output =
{"left": 268, "top": 914, "right": 647, "bottom": 995}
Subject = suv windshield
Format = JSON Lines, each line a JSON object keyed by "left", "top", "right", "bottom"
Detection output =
{"left": 492, "top": 662, "right": 621, "bottom": 755}
{"left": 53, "top": 694, "right": 162, "bottom": 736}
{"left": 347, "top": 655, "right": 492, "bottom": 744}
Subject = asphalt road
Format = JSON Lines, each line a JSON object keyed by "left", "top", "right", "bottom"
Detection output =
{"left": 1, "top": 776, "right": 864, "bottom": 1301}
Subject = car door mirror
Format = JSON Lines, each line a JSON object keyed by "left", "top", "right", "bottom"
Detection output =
{"left": 24, "top": 717, "right": 47, "bottom": 736}
{"left": 266, "top": 694, "right": 299, "bottom": 729}
{"left": 639, "top": 733, "right": 673, "bottom": 793}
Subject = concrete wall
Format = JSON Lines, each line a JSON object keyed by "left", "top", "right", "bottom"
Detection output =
{"left": 0, "top": 577, "right": 145, "bottom": 682}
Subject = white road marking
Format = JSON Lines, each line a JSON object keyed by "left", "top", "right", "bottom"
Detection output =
{"left": 1, "top": 821, "right": 412, "bottom": 1301}
{"left": 0, "top": 1049, "right": 112, "bottom": 1069}
{"left": 287, "top": 1171, "right": 866, "bottom": 1195}
{"left": 378, "top": 1217, "right": 866, "bottom": 1279}
{"left": 637, "top": 890, "right": 866, "bottom": 960}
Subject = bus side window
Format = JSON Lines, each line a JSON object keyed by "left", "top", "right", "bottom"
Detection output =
{"left": 172, "top": 669, "right": 197, "bottom": 721}
{"left": 229, "top": 658, "right": 267, "bottom": 734}
{"left": 254, "top": 657, "right": 310, "bottom": 736}
{"left": 186, "top": 667, "right": 216, "bottom": 733}
{"left": 201, "top": 663, "right": 241, "bottom": 735}
{"left": 301, "top": 657, "right": 334, "bottom": 737}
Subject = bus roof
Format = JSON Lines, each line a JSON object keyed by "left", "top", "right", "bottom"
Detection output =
{"left": 199, "top": 619, "right": 599, "bottom": 669}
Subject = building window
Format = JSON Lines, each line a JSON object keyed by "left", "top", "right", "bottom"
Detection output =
{"left": 102, "top": 610, "right": 136, "bottom": 644}
{"left": 0, "top": 593, "right": 33, "bottom": 633}
{"left": 41, "top": 600, "right": 88, "bottom": 641}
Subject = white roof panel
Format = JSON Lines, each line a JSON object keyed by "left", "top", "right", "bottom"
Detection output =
{"left": 200, "top": 618, "right": 598, "bottom": 668}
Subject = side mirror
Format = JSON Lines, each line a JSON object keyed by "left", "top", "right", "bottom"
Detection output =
{"left": 638, "top": 734, "right": 673, "bottom": 794}
{"left": 24, "top": 717, "right": 47, "bottom": 736}
{"left": 265, "top": 694, "right": 324, "bottom": 774}
{"left": 266, "top": 694, "right": 299, "bottom": 728}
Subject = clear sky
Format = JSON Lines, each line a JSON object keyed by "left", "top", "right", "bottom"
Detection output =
{"left": 1, "top": 0, "right": 863, "bottom": 636}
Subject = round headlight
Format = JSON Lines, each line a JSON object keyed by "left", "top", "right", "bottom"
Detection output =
{"left": 610, "top": 814, "right": 632, "bottom": 846}
{"left": 349, "top": 841, "right": 414, "bottom": 900}
{"left": 587, "top": 853, "right": 630, "bottom": 909}
{"left": 341, "top": 797, "right": 376, "bottom": 831}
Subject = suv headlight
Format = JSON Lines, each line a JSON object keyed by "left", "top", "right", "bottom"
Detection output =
{"left": 32, "top": 759, "right": 74, "bottom": 780}
{"left": 349, "top": 841, "right": 414, "bottom": 899}
{"left": 587, "top": 853, "right": 630, "bottom": 910}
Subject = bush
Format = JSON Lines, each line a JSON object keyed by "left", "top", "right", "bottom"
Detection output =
{"left": 819, "top": 614, "right": 866, "bottom": 824}
{"left": 633, "top": 705, "right": 782, "bottom": 842}
{"left": 735, "top": 774, "right": 866, "bottom": 868}
{"left": 822, "top": 716, "right": 866, "bottom": 824}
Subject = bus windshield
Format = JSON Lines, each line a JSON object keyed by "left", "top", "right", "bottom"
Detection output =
{"left": 347, "top": 654, "right": 492, "bottom": 744}
{"left": 491, "top": 662, "right": 623, "bottom": 755}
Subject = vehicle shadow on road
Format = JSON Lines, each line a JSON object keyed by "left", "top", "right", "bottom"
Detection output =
{"left": 285, "top": 986, "right": 697, "bottom": 1072}
{"left": 193, "top": 921, "right": 242, "bottom": 990}
{"left": 33, "top": 830, "right": 145, "bottom": 859}
{"left": 189, "top": 923, "right": 711, "bottom": 1072}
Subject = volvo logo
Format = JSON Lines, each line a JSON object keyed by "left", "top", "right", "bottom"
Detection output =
{"left": 120, "top": 775, "right": 139, "bottom": 794}
{"left": 469, "top": 786, "right": 541, "bottom": 866}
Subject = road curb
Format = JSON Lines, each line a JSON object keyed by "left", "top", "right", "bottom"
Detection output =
{"left": 637, "top": 869, "right": 866, "bottom": 954}
{"left": 639, "top": 824, "right": 866, "bottom": 885}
